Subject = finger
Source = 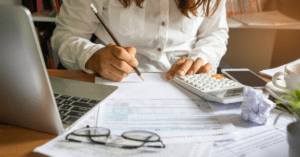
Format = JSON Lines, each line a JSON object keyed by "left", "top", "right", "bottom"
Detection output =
{"left": 187, "top": 58, "right": 204, "bottom": 75}
{"left": 106, "top": 63, "right": 130, "bottom": 78}
{"left": 109, "top": 55, "right": 134, "bottom": 74}
{"left": 166, "top": 57, "right": 186, "bottom": 80}
{"left": 198, "top": 63, "right": 212, "bottom": 73}
{"left": 177, "top": 59, "right": 194, "bottom": 76}
{"left": 123, "top": 47, "right": 136, "bottom": 57}
{"left": 123, "top": 47, "right": 138, "bottom": 67}
{"left": 96, "top": 68, "right": 124, "bottom": 82}
{"left": 111, "top": 46, "right": 138, "bottom": 67}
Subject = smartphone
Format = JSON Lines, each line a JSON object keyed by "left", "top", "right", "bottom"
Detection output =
{"left": 221, "top": 69, "right": 267, "bottom": 89}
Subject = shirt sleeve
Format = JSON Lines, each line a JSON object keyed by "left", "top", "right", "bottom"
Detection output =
{"left": 188, "top": 0, "right": 229, "bottom": 74}
{"left": 51, "top": 0, "right": 104, "bottom": 73}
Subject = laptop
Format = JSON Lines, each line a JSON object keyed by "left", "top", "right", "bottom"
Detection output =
{"left": 0, "top": 5, "right": 118, "bottom": 135}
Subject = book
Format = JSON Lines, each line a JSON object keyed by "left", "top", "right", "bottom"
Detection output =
{"left": 46, "top": 39, "right": 55, "bottom": 69}
{"left": 230, "top": 10, "right": 300, "bottom": 26}
{"left": 22, "top": 0, "right": 37, "bottom": 13}
{"left": 38, "top": 30, "right": 51, "bottom": 69}
{"left": 50, "top": 0, "right": 59, "bottom": 15}
{"left": 36, "top": 0, "right": 43, "bottom": 13}
{"left": 42, "top": 0, "right": 53, "bottom": 11}
{"left": 54, "top": 0, "right": 60, "bottom": 11}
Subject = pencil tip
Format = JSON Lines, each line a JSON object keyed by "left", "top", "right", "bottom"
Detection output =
{"left": 139, "top": 75, "right": 144, "bottom": 81}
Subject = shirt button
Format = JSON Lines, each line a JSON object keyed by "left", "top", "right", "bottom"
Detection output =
{"left": 162, "top": 22, "right": 166, "bottom": 26}
{"left": 157, "top": 48, "right": 162, "bottom": 51}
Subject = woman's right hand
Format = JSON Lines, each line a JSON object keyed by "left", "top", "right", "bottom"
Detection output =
{"left": 85, "top": 43, "right": 138, "bottom": 82}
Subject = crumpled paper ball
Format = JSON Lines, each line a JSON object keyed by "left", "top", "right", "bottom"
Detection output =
{"left": 241, "top": 86, "right": 276, "bottom": 125}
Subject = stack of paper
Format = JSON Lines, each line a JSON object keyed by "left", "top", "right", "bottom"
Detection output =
{"left": 34, "top": 73, "right": 293, "bottom": 157}
{"left": 259, "top": 58, "right": 300, "bottom": 79}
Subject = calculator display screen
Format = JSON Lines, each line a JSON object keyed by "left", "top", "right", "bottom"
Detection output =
{"left": 207, "top": 88, "right": 244, "bottom": 99}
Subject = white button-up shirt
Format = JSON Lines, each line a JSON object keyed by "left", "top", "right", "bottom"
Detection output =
{"left": 52, "top": 0, "right": 229, "bottom": 73}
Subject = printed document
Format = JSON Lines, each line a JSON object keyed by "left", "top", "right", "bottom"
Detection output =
{"left": 209, "top": 102, "right": 294, "bottom": 157}
{"left": 34, "top": 111, "right": 214, "bottom": 157}
{"left": 259, "top": 58, "right": 300, "bottom": 79}
{"left": 98, "top": 99, "right": 237, "bottom": 143}
{"left": 96, "top": 73, "right": 238, "bottom": 143}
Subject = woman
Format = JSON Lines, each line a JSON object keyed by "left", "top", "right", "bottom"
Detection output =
{"left": 52, "top": 0, "right": 228, "bottom": 82}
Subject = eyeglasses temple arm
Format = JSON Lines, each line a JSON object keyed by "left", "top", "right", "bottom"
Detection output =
{"left": 66, "top": 134, "right": 82, "bottom": 143}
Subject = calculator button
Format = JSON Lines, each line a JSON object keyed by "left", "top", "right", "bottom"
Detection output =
{"left": 231, "top": 82, "right": 237, "bottom": 86}
{"left": 216, "top": 76, "right": 223, "bottom": 79}
{"left": 178, "top": 76, "right": 184, "bottom": 80}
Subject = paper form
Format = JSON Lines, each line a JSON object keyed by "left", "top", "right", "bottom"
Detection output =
{"left": 34, "top": 110, "right": 215, "bottom": 157}
{"left": 96, "top": 73, "right": 170, "bottom": 84}
{"left": 259, "top": 58, "right": 300, "bottom": 79}
{"left": 209, "top": 102, "right": 294, "bottom": 157}
{"left": 34, "top": 138, "right": 214, "bottom": 157}
{"left": 95, "top": 73, "right": 238, "bottom": 143}
{"left": 97, "top": 99, "right": 237, "bottom": 143}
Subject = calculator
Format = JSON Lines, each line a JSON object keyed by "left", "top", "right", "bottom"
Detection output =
{"left": 173, "top": 73, "right": 245, "bottom": 104}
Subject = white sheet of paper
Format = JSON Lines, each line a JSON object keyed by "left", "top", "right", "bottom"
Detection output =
{"left": 96, "top": 73, "right": 203, "bottom": 100}
{"left": 96, "top": 73, "right": 170, "bottom": 84}
{"left": 97, "top": 99, "right": 237, "bottom": 143}
{"left": 209, "top": 102, "right": 294, "bottom": 157}
{"left": 34, "top": 110, "right": 215, "bottom": 157}
{"left": 34, "top": 138, "right": 214, "bottom": 157}
{"left": 95, "top": 73, "right": 237, "bottom": 143}
{"left": 259, "top": 58, "right": 300, "bottom": 79}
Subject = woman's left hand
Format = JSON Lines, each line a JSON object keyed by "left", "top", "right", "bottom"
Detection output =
{"left": 166, "top": 57, "right": 212, "bottom": 80}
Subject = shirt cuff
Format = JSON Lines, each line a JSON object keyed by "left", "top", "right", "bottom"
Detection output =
{"left": 79, "top": 45, "right": 105, "bottom": 74}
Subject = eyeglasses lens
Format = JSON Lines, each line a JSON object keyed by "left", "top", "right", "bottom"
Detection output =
{"left": 73, "top": 127, "right": 110, "bottom": 136}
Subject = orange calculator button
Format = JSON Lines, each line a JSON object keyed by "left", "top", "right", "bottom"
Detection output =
{"left": 211, "top": 74, "right": 218, "bottom": 77}
{"left": 211, "top": 74, "right": 223, "bottom": 79}
{"left": 216, "top": 75, "right": 223, "bottom": 79}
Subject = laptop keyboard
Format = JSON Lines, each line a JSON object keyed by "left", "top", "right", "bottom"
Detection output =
{"left": 54, "top": 93, "right": 100, "bottom": 126}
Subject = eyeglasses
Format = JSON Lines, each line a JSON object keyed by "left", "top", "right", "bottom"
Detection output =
{"left": 66, "top": 125, "right": 165, "bottom": 149}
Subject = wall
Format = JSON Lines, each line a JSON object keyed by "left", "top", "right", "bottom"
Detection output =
{"left": 222, "top": 29, "right": 277, "bottom": 73}
{"left": 0, "top": 0, "right": 21, "bottom": 5}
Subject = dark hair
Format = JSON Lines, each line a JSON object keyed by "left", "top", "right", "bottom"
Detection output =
{"left": 118, "top": 0, "right": 221, "bottom": 18}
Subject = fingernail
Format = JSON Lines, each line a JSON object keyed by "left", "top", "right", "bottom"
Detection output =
{"left": 167, "top": 74, "right": 173, "bottom": 79}
{"left": 134, "top": 60, "right": 138, "bottom": 66}
{"left": 179, "top": 70, "right": 185, "bottom": 76}
{"left": 189, "top": 70, "right": 194, "bottom": 75}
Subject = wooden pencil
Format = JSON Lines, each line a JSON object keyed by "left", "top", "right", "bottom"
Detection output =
{"left": 90, "top": 4, "right": 144, "bottom": 81}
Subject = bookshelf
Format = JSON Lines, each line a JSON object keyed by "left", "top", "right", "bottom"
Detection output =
{"left": 30, "top": 12, "right": 300, "bottom": 29}
{"left": 22, "top": 0, "right": 300, "bottom": 72}
{"left": 21, "top": 0, "right": 61, "bottom": 69}
{"left": 32, "top": 12, "right": 56, "bottom": 22}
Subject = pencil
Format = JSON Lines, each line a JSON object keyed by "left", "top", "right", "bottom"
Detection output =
{"left": 90, "top": 4, "right": 144, "bottom": 81}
